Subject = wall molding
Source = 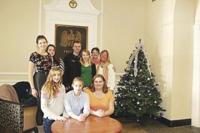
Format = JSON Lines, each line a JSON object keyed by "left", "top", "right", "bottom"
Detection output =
{"left": 158, "top": 117, "right": 191, "bottom": 127}
{"left": 0, "top": 72, "right": 27, "bottom": 85}
{"left": 0, "top": 72, "right": 27, "bottom": 78}
{"left": 0, "top": 80, "right": 28, "bottom": 85}
{"left": 0, "top": 72, "right": 27, "bottom": 75}
{"left": 42, "top": 0, "right": 100, "bottom": 51}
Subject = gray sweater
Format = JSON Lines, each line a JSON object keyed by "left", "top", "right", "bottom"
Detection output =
{"left": 64, "top": 90, "right": 90, "bottom": 116}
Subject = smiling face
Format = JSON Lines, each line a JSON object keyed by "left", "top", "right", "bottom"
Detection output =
{"left": 47, "top": 45, "right": 55, "bottom": 57}
{"left": 82, "top": 51, "right": 90, "bottom": 63}
{"left": 100, "top": 51, "right": 108, "bottom": 63}
{"left": 91, "top": 49, "right": 99, "bottom": 59}
{"left": 37, "top": 38, "right": 48, "bottom": 51}
{"left": 52, "top": 70, "right": 61, "bottom": 83}
{"left": 94, "top": 77, "right": 104, "bottom": 91}
{"left": 72, "top": 78, "right": 83, "bottom": 95}
{"left": 73, "top": 42, "right": 81, "bottom": 55}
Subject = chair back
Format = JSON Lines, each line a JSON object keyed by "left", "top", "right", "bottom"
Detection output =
{"left": 0, "top": 99, "right": 23, "bottom": 132}
{"left": 13, "top": 81, "right": 31, "bottom": 100}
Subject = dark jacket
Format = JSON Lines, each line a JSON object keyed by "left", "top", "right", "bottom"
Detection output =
{"left": 91, "top": 63, "right": 96, "bottom": 77}
{"left": 63, "top": 53, "right": 81, "bottom": 87}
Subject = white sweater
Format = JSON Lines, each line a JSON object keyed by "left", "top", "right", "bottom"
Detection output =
{"left": 41, "top": 84, "right": 65, "bottom": 120}
{"left": 97, "top": 64, "right": 116, "bottom": 90}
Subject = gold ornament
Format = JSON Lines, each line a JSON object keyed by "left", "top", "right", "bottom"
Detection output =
{"left": 69, "top": 0, "right": 78, "bottom": 9}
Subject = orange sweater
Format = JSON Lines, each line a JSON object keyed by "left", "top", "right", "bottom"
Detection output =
{"left": 85, "top": 88, "right": 114, "bottom": 111}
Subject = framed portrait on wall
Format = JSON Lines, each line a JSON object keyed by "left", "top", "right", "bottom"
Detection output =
{"left": 55, "top": 24, "right": 88, "bottom": 59}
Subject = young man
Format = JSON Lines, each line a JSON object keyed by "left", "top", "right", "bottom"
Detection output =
{"left": 63, "top": 41, "right": 82, "bottom": 90}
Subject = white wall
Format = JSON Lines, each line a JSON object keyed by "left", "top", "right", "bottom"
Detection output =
{"left": 144, "top": 0, "right": 175, "bottom": 119}
{"left": 145, "top": 0, "right": 196, "bottom": 120}
{"left": 192, "top": 0, "right": 200, "bottom": 127}
{"left": 101, "top": 0, "right": 146, "bottom": 73}
{"left": 172, "top": 0, "right": 195, "bottom": 120}
{"left": 0, "top": 0, "right": 40, "bottom": 83}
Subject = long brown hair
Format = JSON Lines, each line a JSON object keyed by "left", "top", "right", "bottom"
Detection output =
{"left": 42, "top": 67, "right": 63, "bottom": 98}
{"left": 46, "top": 44, "right": 60, "bottom": 63}
{"left": 90, "top": 74, "right": 108, "bottom": 93}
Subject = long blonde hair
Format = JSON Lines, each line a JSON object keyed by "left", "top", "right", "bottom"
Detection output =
{"left": 80, "top": 49, "right": 92, "bottom": 65}
{"left": 42, "top": 67, "right": 63, "bottom": 98}
{"left": 100, "top": 50, "right": 111, "bottom": 64}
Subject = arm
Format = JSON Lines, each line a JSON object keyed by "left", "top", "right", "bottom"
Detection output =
{"left": 85, "top": 89, "right": 104, "bottom": 117}
{"left": 64, "top": 94, "right": 84, "bottom": 121}
{"left": 41, "top": 91, "right": 66, "bottom": 121}
{"left": 90, "top": 109, "right": 100, "bottom": 116}
{"left": 28, "top": 61, "right": 37, "bottom": 97}
{"left": 104, "top": 97, "right": 115, "bottom": 116}
{"left": 90, "top": 102, "right": 114, "bottom": 117}
{"left": 82, "top": 94, "right": 90, "bottom": 117}
{"left": 59, "top": 58, "right": 65, "bottom": 72}
{"left": 90, "top": 109, "right": 105, "bottom": 117}
{"left": 84, "top": 89, "right": 103, "bottom": 117}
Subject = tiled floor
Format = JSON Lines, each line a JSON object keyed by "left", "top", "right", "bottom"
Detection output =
{"left": 37, "top": 119, "right": 200, "bottom": 133}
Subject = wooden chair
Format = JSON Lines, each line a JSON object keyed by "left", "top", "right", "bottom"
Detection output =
{"left": 0, "top": 82, "right": 38, "bottom": 133}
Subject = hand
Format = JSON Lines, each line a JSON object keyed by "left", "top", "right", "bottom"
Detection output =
{"left": 95, "top": 110, "right": 105, "bottom": 117}
{"left": 80, "top": 113, "right": 88, "bottom": 118}
{"left": 31, "top": 88, "right": 38, "bottom": 97}
{"left": 58, "top": 116, "right": 67, "bottom": 121}
{"left": 64, "top": 115, "right": 70, "bottom": 119}
{"left": 77, "top": 115, "right": 86, "bottom": 121}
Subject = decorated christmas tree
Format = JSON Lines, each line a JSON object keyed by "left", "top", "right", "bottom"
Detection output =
{"left": 114, "top": 39, "right": 164, "bottom": 123}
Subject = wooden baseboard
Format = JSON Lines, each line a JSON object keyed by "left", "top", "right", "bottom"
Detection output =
{"left": 158, "top": 117, "right": 191, "bottom": 127}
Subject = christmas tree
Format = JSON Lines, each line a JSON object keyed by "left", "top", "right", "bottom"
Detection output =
{"left": 114, "top": 39, "right": 164, "bottom": 123}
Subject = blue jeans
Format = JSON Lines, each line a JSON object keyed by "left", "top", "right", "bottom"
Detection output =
{"left": 43, "top": 117, "right": 55, "bottom": 133}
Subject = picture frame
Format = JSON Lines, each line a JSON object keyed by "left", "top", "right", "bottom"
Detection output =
{"left": 55, "top": 24, "right": 88, "bottom": 59}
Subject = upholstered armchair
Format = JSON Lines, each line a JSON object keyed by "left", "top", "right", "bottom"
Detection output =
{"left": 0, "top": 82, "right": 38, "bottom": 133}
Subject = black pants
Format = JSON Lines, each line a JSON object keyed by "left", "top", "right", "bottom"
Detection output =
{"left": 34, "top": 71, "right": 48, "bottom": 125}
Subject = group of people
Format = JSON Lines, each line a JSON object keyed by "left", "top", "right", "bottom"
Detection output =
{"left": 28, "top": 35, "right": 116, "bottom": 133}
